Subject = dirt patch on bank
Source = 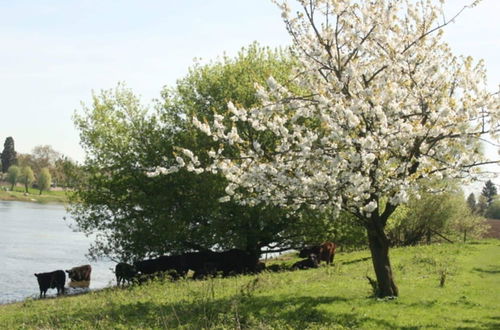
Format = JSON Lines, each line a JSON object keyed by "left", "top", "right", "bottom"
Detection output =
{"left": 485, "top": 219, "right": 500, "bottom": 239}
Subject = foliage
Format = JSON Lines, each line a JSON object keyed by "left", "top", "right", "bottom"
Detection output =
{"left": 71, "top": 46, "right": 328, "bottom": 261}
{"left": 1, "top": 137, "right": 17, "bottom": 173}
{"left": 485, "top": 199, "right": 500, "bottom": 219}
{"left": 19, "top": 166, "right": 34, "bottom": 193}
{"left": 450, "top": 213, "right": 490, "bottom": 243}
{"left": 466, "top": 193, "right": 476, "bottom": 213}
{"left": 1, "top": 240, "right": 500, "bottom": 329}
{"left": 163, "top": 0, "right": 499, "bottom": 298}
{"left": 476, "top": 194, "right": 489, "bottom": 216}
{"left": 481, "top": 180, "right": 497, "bottom": 206}
{"left": 53, "top": 156, "right": 82, "bottom": 188}
{"left": 386, "top": 181, "right": 468, "bottom": 246}
{"left": 17, "top": 145, "right": 77, "bottom": 188}
{"left": 6, "top": 165, "right": 20, "bottom": 190}
{"left": 30, "top": 145, "right": 62, "bottom": 174}
{"left": 37, "top": 167, "right": 52, "bottom": 195}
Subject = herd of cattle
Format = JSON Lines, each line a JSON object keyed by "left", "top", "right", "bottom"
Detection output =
{"left": 34, "top": 242, "right": 337, "bottom": 298}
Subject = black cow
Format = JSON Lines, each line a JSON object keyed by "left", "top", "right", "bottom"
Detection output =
{"left": 134, "top": 255, "right": 188, "bottom": 279}
{"left": 34, "top": 270, "right": 66, "bottom": 298}
{"left": 292, "top": 254, "right": 319, "bottom": 270}
{"left": 115, "top": 262, "right": 138, "bottom": 286}
{"left": 186, "top": 249, "right": 261, "bottom": 277}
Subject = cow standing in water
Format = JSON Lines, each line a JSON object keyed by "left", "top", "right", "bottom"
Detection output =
{"left": 34, "top": 270, "right": 66, "bottom": 298}
{"left": 66, "top": 264, "right": 92, "bottom": 288}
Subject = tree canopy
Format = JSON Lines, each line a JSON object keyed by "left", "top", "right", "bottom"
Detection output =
{"left": 70, "top": 45, "right": 335, "bottom": 262}
{"left": 1, "top": 137, "right": 17, "bottom": 173}
{"left": 158, "top": 0, "right": 500, "bottom": 297}
{"left": 481, "top": 180, "right": 497, "bottom": 206}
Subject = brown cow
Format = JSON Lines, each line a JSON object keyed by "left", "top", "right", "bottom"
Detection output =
{"left": 299, "top": 242, "right": 337, "bottom": 265}
{"left": 318, "top": 242, "right": 337, "bottom": 264}
{"left": 66, "top": 264, "right": 92, "bottom": 288}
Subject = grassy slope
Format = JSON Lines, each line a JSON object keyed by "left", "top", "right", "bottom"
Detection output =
{"left": 0, "top": 184, "right": 68, "bottom": 203}
{"left": 1, "top": 240, "right": 499, "bottom": 329}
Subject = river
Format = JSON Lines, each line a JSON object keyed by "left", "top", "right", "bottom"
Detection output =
{"left": 0, "top": 201, "right": 115, "bottom": 304}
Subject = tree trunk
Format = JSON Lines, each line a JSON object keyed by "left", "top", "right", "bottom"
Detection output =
{"left": 367, "top": 227, "right": 399, "bottom": 298}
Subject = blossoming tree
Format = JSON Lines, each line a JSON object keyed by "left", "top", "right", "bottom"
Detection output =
{"left": 153, "top": 0, "right": 499, "bottom": 297}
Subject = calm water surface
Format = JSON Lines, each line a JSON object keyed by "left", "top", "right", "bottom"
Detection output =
{"left": 0, "top": 201, "right": 115, "bottom": 304}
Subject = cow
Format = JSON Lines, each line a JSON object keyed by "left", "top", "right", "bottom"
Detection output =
{"left": 299, "top": 242, "right": 337, "bottom": 265}
{"left": 292, "top": 254, "right": 319, "bottom": 270}
{"left": 187, "top": 249, "right": 261, "bottom": 277}
{"left": 134, "top": 255, "right": 188, "bottom": 280}
{"left": 66, "top": 264, "right": 92, "bottom": 288}
{"left": 318, "top": 242, "right": 337, "bottom": 264}
{"left": 34, "top": 270, "right": 66, "bottom": 298}
{"left": 115, "top": 262, "right": 138, "bottom": 286}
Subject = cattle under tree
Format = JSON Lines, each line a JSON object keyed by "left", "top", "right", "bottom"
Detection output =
{"left": 299, "top": 242, "right": 337, "bottom": 265}
{"left": 292, "top": 254, "right": 319, "bottom": 270}
{"left": 34, "top": 270, "right": 66, "bottom": 298}
{"left": 115, "top": 262, "right": 138, "bottom": 286}
{"left": 134, "top": 255, "right": 188, "bottom": 279}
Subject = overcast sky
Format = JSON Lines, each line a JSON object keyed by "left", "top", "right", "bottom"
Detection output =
{"left": 0, "top": 0, "right": 498, "bottom": 172}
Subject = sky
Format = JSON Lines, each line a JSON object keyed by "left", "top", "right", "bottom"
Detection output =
{"left": 0, "top": 0, "right": 498, "bottom": 187}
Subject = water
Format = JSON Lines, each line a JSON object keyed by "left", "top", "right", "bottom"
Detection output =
{"left": 0, "top": 201, "right": 115, "bottom": 304}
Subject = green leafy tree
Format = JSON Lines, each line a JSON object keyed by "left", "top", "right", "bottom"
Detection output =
{"left": 451, "top": 211, "right": 490, "bottom": 243}
{"left": 6, "top": 165, "right": 20, "bottom": 190}
{"left": 466, "top": 193, "right": 477, "bottom": 213}
{"left": 54, "top": 157, "right": 82, "bottom": 188}
{"left": 485, "top": 200, "right": 500, "bottom": 219}
{"left": 476, "top": 195, "right": 489, "bottom": 216}
{"left": 20, "top": 166, "right": 34, "bottom": 193}
{"left": 387, "top": 180, "right": 467, "bottom": 246}
{"left": 1, "top": 137, "right": 17, "bottom": 173}
{"left": 37, "top": 167, "right": 52, "bottom": 195}
{"left": 481, "top": 180, "right": 497, "bottom": 206}
{"left": 70, "top": 46, "right": 334, "bottom": 262}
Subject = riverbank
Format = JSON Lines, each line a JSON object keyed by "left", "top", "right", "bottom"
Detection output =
{"left": 1, "top": 240, "right": 499, "bottom": 329}
{"left": 0, "top": 185, "right": 69, "bottom": 203}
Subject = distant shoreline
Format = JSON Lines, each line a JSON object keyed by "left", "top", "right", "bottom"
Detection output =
{"left": 0, "top": 185, "right": 69, "bottom": 204}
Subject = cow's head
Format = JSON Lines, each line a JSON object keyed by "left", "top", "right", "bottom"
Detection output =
{"left": 34, "top": 273, "right": 39, "bottom": 277}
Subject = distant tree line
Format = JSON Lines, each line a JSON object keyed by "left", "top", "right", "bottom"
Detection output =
{"left": 466, "top": 180, "right": 500, "bottom": 220}
{"left": 0, "top": 137, "right": 82, "bottom": 194}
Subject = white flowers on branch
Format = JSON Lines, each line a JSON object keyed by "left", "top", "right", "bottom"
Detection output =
{"left": 153, "top": 0, "right": 499, "bottom": 219}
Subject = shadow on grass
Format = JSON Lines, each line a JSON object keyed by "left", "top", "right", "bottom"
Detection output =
{"left": 472, "top": 266, "right": 500, "bottom": 274}
{"left": 340, "top": 257, "right": 371, "bottom": 265}
{"left": 57, "top": 294, "right": 405, "bottom": 329}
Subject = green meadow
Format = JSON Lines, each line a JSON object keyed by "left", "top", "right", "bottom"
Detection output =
{"left": 0, "top": 185, "right": 68, "bottom": 204}
{"left": 1, "top": 240, "right": 499, "bottom": 329}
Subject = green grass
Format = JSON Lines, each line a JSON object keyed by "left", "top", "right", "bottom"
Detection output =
{"left": 0, "top": 184, "right": 68, "bottom": 203}
{"left": 1, "top": 240, "right": 500, "bottom": 329}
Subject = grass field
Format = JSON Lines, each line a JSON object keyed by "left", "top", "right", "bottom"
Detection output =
{"left": 1, "top": 240, "right": 499, "bottom": 329}
{"left": 0, "top": 184, "right": 68, "bottom": 204}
